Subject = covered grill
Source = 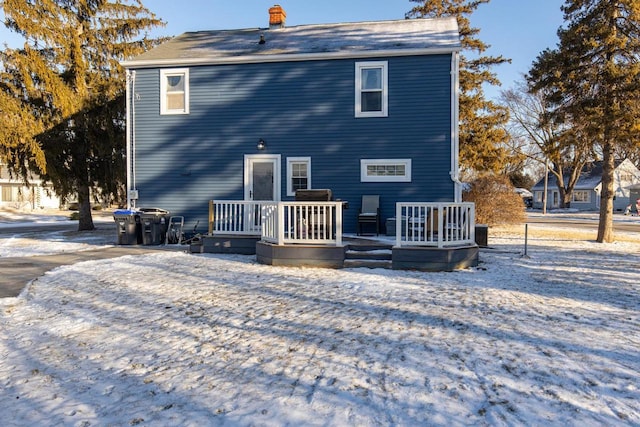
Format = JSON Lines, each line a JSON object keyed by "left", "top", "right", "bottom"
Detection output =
{"left": 294, "top": 189, "right": 333, "bottom": 202}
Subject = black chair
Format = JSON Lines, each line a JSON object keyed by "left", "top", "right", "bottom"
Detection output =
{"left": 358, "top": 195, "right": 380, "bottom": 235}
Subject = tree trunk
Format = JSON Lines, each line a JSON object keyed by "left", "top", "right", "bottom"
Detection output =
{"left": 597, "top": 6, "right": 619, "bottom": 244}
{"left": 596, "top": 141, "right": 615, "bottom": 243}
{"left": 561, "top": 191, "right": 572, "bottom": 209}
{"left": 77, "top": 183, "right": 95, "bottom": 231}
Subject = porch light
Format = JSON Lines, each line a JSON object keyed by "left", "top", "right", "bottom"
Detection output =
{"left": 257, "top": 138, "right": 266, "bottom": 150}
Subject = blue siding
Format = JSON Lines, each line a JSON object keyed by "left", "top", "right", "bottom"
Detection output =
{"left": 132, "top": 54, "right": 455, "bottom": 233}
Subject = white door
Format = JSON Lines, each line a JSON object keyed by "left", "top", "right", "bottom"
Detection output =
{"left": 244, "top": 155, "right": 281, "bottom": 201}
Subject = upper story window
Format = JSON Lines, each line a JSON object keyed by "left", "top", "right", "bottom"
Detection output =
{"left": 286, "top": 157, "right": 311, "bottom": 196}
{"left": 160, "top": 68, "right": 189, "bottom": 115}
{"left": 619, "top": 172, "right": 635, "bottom": 182}
{"left": 355, "top": 61, "right": 388, "bottom": 118}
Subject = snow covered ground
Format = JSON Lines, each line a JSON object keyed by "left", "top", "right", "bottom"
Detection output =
{"left": 0, "top": 208, "right": 639, "bottom": 426}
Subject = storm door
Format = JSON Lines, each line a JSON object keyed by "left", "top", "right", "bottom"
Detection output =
{"left": 244, "top": 155, "right": 281, "bottom": 233}
{"left": 244, "top": 155, "right": 281, "bottom": 201}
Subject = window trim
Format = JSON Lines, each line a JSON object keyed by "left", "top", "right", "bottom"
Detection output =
{"left": 355, "top": 61, "right": 388, "bottom": 118}
{"left": 360, "top": 159, "right": 411, "bottom": 182}
{"left": 160, "top": 68, "right": 190, "bottom": 115}
{"left": 572, "top": 190, "right": 591, "bottom": 203}
{"left": 286, "top": 157, "right": 312, "bottom": 196}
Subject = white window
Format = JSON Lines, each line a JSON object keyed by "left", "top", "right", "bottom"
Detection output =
{"left": 286, "top": 157, "right": 311, "bottom": 196}
{"left": 1, "top": 185, "right": 15, "bottom": 202}
{"left": 355, "top": 61, "right": 388, "bottom": 118}
{"left": 360, "top": 159, "right": 411, "bottom": 182}
{"left": 160, "top": 68, "right": 189, "bottom": 114}
{"left": 572, "top": 190, "right": 591, "bottom": 203}
{"left": 535, "top": 191, "right": 543, "bottom": 202}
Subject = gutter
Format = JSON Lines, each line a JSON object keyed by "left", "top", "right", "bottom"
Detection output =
{"left": 449, "top": 51, "right": 462, "bottom": 202}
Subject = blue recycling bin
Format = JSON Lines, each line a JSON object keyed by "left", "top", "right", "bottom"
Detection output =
{"left": 113, "top": 209, "right": 141, "bottom": 245}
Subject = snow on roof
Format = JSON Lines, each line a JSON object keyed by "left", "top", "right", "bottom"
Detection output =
{"left": 123, "top": 17, "right": 461, "bottom": 68}
{"left": 515, "top": 188, "right": 533, "bottom": 198}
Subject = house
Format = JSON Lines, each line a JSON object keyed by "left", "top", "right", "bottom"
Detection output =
{"left": 531, "top": 159, "right": 640, "bottom": 211}
{"left": 121, "top": 6, "right": 463, "bottom": 235}
{"left": 0, "top": 163, "right": 61, "bottom": 210}
{"left": 121, "top": 6, "right": 479, "bottom": 271}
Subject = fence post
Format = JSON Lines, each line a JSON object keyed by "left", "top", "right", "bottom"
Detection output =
{"left": 209, "top": 200, "right": 214, "bottom": 235}
{"left": 277, "top": 202, "right": 285, "bottom": 245}
{"left": 437, "top": 203, "right": 444, "bottom": 248}
{"left": 396, "top": 203, "right": 402, "bottom": 247}
{"left": 335, "top": 202, "right": 343, "bottom": 246}
{"left": 469, "top": 203, "right": 475, "bottom": 244}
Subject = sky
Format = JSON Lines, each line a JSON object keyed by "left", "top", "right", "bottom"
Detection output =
{"left": 0, "top": 1, "right": 566, "bottom": 100}
{"left": 1, "top": 209, "right": 639, "bottom": 425}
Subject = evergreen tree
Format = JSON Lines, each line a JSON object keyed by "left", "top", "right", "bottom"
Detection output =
{"left": 406, "top": 0, "right": 511, "bottom": 173}
{"left": 528, "top": 0, "right": 640, "bottom": 242}
{"left": 0, "top": 82, "right": 46, "bottom": 180}
{"left": 0, "top": 0, "right": 164, "bottom": 230}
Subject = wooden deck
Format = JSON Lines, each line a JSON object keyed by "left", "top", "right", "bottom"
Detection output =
{"left": 191, "top": 234, "right": 478, "bottom": 271}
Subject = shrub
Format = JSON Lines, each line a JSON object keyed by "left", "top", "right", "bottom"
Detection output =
{"left": 463, "top": 175, "right": 526, "bottom": 226}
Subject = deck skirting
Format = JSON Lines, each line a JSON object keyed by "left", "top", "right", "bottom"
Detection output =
{"left": 256, "top": 241, "right": 347, "bottom": 268}
{"left": 191, "top": 235, "right": 260, "bottom": 255}
{"left": 392, "top": 245, "right": 479, "bottom": 272}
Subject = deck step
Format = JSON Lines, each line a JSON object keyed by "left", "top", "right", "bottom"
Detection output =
{"left": 344, "top": 259, "right": 393, "bottom": 269}
{"left": 344, "top": 244, "right": 393, "bottom": 268}
{"left": 345, "top": 249, "right": 392, "bottom": 260}
{"left": 347, "top": 244, "right": 393, "bottom": 252}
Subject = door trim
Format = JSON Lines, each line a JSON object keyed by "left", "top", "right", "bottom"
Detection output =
{"left": 244, "top": 154, "right": 281, "bottom": 201}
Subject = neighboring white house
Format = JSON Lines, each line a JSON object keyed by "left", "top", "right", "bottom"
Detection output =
{"left": 531, "top": 159, "right": 640, "bottom": 211}
{"left": 0, "top": 163, "right": 61, "bottom": 210}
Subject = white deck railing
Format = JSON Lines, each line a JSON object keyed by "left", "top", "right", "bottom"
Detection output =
{"left": 208, "top": 200, "right": 264, "bottom": 235}
{"left": 395, "top": 202, "right": 475, "bottom": 248}
{"left": 261, "top": 201, "right": 343, "bottom": 246}
{"left": 209, "top": 200, "right": 343, "bottom": 246}
{"left": 209, "top": 200, "right": 474, "bottom": 248}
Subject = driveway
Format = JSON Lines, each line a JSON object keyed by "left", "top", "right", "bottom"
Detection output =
{"left": 0, "top": 217, "right": 183, "bottom": 298}
{"left": 0, "top": 246, "right": 174, "bottom": 298}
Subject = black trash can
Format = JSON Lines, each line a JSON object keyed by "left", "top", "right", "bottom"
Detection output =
{"left": 113, "top": 209, "right": 141, "bottom": 245}
{"left": 475, "top": 224, "right": 488, "bottom": 248}
{"left": 139, "top": 208, "right": 170, "bottom": 245}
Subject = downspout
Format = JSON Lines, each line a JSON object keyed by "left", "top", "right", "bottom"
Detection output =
{"left": 125, "top": 69, "right": 137, "bottom": 209}
{"left": 449, "top": 51, "right": 462, "bottom": 202}
{"left": 131, "top": 70, "right": 137, "bottom": 209}
{"left": 125, "top": 69, "right": 131, "bottom": 210}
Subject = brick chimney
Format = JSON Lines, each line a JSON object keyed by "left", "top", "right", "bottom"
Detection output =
{"left": 269, "top": 5, "right": 286, "bottom": 29}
